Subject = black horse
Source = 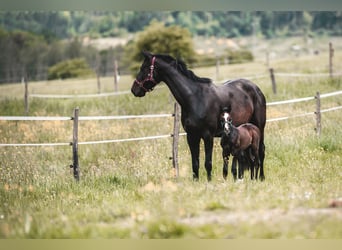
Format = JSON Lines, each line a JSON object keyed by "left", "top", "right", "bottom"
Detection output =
{"left": 131, "top": 51, "right": 266, "bottom": 181}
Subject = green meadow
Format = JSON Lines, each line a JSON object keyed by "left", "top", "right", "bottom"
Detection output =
{"left": 0, "top": 44, "right": 341, "bottom": 238}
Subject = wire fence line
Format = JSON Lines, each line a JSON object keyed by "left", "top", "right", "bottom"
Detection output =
{"left": 29, "top": 90, "right": 132, "bottom": 99}
{"left": 274, "top": 72, "right": 342, "bottom": 77}
{"left": 267, "top": 90, "right": 342, "bottom": 106}
{"left": 0, "top": 113, "right": 173, "bottom": 122}
{"left": 0, "top": 105, "right": 341, "bottom": 148}
{"left": 25, "top": 71, "right": 341, "bottom": 99}
{"left": 1, "top": 89, "right": 340, "bottom": 122}
{"left": 0, "top": 90, "right": 341, "bottom": 147}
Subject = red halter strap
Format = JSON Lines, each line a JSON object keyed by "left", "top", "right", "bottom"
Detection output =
{"left": 134, "top": 56, "right": 157, "bottom": 92}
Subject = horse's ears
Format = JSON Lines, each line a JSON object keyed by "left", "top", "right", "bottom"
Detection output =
{"left": 142, "top": 51, "right": 153, "bottom": 59}
{"left": 222, "top": 105, "right": 231, "bottom": 113}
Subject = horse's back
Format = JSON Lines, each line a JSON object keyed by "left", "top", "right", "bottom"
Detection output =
{"left": 223, "top": 79, "right": 265, "bottom": 100}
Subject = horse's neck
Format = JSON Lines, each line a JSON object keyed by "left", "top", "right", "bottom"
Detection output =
{"left": 160, "top": 67, "right": 200, "bottom": 108}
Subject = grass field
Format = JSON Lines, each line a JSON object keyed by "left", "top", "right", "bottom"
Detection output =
{"left": 0, "top": 39, "right": 342, "bottom": 238}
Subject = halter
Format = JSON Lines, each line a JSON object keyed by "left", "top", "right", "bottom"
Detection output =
{"left": 134, "top": 56, "right": 157, "bottom": 92}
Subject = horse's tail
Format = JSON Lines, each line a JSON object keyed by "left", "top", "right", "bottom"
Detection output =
{"left": 251, "top": 84, "right": 266, "bottom": 180}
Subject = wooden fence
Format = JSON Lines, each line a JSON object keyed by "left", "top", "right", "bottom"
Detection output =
{"left": 1, "top": 90, "right": 342, "bottom": 181}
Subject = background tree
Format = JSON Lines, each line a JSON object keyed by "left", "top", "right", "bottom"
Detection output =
{"left": 124, "top": 21, "right": 197, "bottom": 74}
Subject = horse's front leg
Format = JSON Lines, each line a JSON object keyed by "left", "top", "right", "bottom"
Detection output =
{"left": 203, "top": 136, "right": 214, "bottom": 181}
{"left": 187, "top": 133, "right": 201, "bottom": 181}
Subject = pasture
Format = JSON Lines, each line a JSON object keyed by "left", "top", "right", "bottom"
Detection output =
{"left": 0, "top": 47, "right": 342, "bottom": 238}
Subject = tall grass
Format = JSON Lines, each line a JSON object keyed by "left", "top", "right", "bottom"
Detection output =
{"left": 0, "top": 51, "right": 342, "bottom": 238}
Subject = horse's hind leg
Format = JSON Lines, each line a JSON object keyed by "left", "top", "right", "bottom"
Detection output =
{"left": 258, "top": 141, "right": 265, "bottom": 181}
{"left": 246, "top": 148, "right": 254, "bottom": 180}
{"left": 252, "top": 145, "right": 260, "bottom": 180}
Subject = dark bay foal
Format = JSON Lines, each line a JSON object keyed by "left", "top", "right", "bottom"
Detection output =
{"left": 220, "top": 109, "right": 261, "bottom": 180}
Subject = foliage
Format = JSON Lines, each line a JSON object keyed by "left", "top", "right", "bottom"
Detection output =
{"left": 47, "top": 58, "right": 95, "bottom": 80}
{"left": 124, "top": 21, "right": 197, "bottom": 74}
{"left": 194, "top": 48, "right": 253, "bottom": 68}
{"left": 225, "top": 49, "right": 254, "bottom": 64}
{"left": 0, "top": 28, "right": 98, "bottom": 83}
{"left": 0, "top": 28, "right": 49, "bottom": 83}
{"left": 1, "top": 11, "right": 341, "bottom": 39}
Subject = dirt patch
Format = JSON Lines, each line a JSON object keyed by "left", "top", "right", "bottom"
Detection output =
{"left": 178, "top": 208, "right": 342, "bottom": 226}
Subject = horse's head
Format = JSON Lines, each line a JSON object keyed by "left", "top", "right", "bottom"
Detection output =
{"left": 131, "top": 51, "right": 161, "bottom": 97}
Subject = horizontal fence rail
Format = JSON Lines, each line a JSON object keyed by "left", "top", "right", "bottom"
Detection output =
{"left": 267, "top": 90, "right": 342, "bottom": 106}
{"left": 78, "top": 114, "right": 173, "bottom": 121}
{"left": 0, "top": 113, "right": 173, "bottom": 122}
{"left": 29, "top": 90, "right": 132, "bottom": 99}
{"left": 273, "top": 72, "right": 342, "bottom": 77}
{"left": 0, "top": 116, "right": 72, "bottom": 121}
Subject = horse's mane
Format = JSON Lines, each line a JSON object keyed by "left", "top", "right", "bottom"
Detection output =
{"left": 156, "top": 54, "right": 212, "bottom": 84}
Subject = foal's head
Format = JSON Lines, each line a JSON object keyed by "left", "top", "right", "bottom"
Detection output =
{"left": 221, "top": 107, "right": 233, "bottom": 135}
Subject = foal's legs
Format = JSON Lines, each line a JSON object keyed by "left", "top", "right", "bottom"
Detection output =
{"left": 187, "top": 133, "right": 201, "bottom": 180}
{"left": 231, "top": 156, "right": 238, "bottom": 181}
{"left": 238, "top": 152, "right": 249, "bottom": 180}
{"left": 222, "top": 148, "right": 230, "bottom": 180}
{"left": 251, "top": 145, "right": 260, "bottom": 180}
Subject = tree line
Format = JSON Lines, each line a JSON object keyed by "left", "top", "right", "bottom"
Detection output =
{"left": 1, "top": 11, "right": 340, "bottom": 39}
{"left": 0, "top": 28, "right": 127, "bottom": 83}
{"left": 0, "top": 11, "right": 340, "bottom": 83}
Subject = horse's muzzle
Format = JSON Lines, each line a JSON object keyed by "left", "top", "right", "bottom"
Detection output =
{"left": 131, "top": 84, "right": 146, "bottom": 97}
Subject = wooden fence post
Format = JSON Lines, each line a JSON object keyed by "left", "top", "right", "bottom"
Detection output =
{"left": 71, "top": 107, "right": 80, "bottom": 181}
{"left": 329, "top": 42, "right": 334, "bottom": 78}
{"left": 269, "top": 68, "right": 277, "bottom": 94}
{"left": 171, "top": 102, "right": 180, "bottom": 178}
{"left": 24, "top": 76, "right": 29, "bottom": 115}
{"left": 96, "top": 53, "right": 101, "bottom": 94}
{"left": 315, "top": 92, "right": 321, "bottom": 137}
{"left": 113, "top": 59, "right": 118, "bottom": 92}
{"left": 216, "top": 57, "right": 220, "bottom": 81}
{"left": 265, "top": 50, "right": 270, "bottom": 68}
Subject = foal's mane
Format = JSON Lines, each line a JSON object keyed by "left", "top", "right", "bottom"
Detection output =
{"left": 156, "top": 54, "right": 212, "bottom": 84}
